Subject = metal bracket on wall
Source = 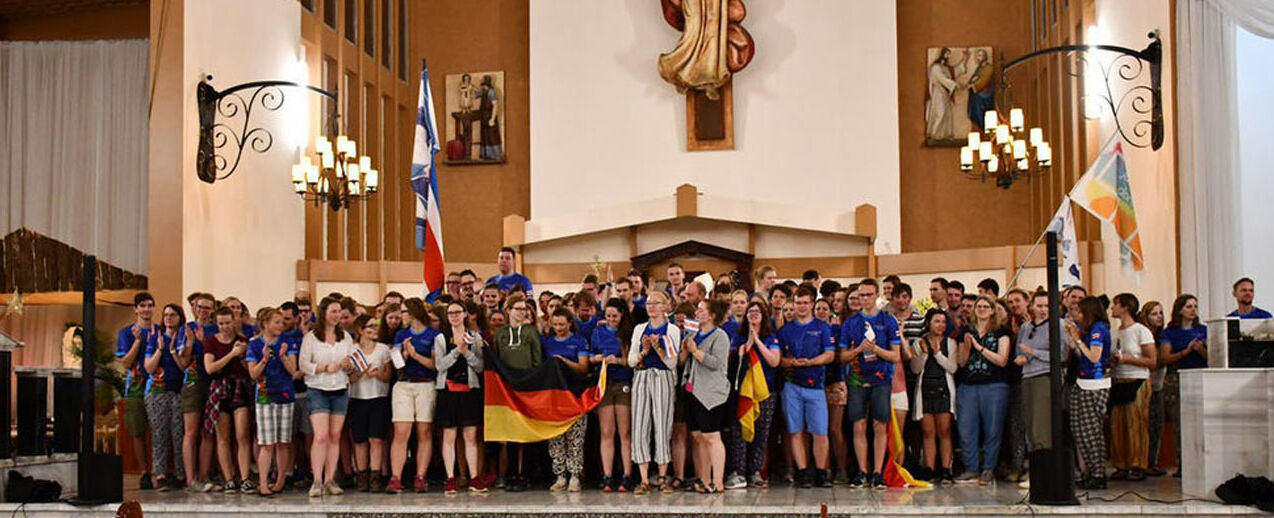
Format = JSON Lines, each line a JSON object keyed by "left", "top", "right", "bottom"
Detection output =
{"left": 1000, "top": 31, "right": 1163, "bottom": 150}
{"left": 196, "top": 76, "right": 338, "bottom": 184}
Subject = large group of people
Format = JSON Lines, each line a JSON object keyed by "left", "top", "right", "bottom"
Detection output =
{"left": 113, "top": 246, "right": 1269, "bottom": 497}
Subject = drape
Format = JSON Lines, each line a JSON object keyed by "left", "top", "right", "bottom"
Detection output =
{"left": 0, "top": 40, "right": 149, "bottom": 275}
{"left": 1176, "top": 0, "right": 1274, "bottom": 318}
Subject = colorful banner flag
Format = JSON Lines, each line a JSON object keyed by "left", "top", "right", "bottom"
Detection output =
{"left": 483, "top": 351, "right": 607, "bottom": 443}
{"left": 412, "top": 60, "right": 445, "bottom": 298}
{"left": 1047, "top": 198, "right": 1083, "bottom": 288}
{"left": 1070, "top": 139, "right": 1144, "bottom": 281}
{"left": 349, "top": 348, "right": 369, "bottom": 373}
{"left": 882, "top": 405, "right": 931, "bottom": 488}
{"left": 735, "top": 348, "right": 771, "bottom": 442}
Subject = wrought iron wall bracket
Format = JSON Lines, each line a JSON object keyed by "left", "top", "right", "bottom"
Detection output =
{"left": 196, "top": 76, "right": 337, "bottom": 183}
{"left": 1000, "top": 32, "right": 1162, "bottom": 150}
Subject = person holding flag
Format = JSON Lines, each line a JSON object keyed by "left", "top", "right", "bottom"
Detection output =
{"left": 726, "top": 301, "right": 780, "bottom": 489}
{"left": 345, "top": 315, "right": 393, "bottom": 493}
{"left": 588, "top": 299, "right": 637, "bottom": 493}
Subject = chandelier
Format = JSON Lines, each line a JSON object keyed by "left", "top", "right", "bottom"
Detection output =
{"left": 959, "top": 108, "right": 1052, "bottom": 189}
{"left": 291, "top": 135, "right": 378, "bottom": 211}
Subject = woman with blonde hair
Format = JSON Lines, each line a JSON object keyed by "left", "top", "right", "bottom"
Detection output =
{"left": 628, "top": 291, "right": 681, "bottom": 494}
{"left": 953, "top": 295, "right": 1010, "bottom": 485}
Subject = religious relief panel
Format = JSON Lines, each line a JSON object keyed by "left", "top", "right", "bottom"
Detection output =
{"left": 924, "top": 46, "right": 995, "bottom": 146}
{"left": 657, "top": 0, "right": 754, "bottom": 151}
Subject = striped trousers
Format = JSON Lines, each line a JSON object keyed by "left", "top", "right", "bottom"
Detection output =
{"left": 631, "top": 369, "right": 676, "bottom": 465}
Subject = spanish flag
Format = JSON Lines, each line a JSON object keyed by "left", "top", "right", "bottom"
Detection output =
{"left": 735, "top": 348, "right": 770, "bottom": 442}
{"left": 483, "top": 351, "right": 607, "bottom": 443}
{"left": 882, "top": 405, "right": 931, "bottom": 488}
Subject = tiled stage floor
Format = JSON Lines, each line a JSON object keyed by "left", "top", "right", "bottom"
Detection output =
{"left": 0, "top": 477, "right": 1265, "bottom": 517}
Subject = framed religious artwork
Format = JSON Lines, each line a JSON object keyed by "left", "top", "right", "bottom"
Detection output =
{"left": 924, "top": 46, "right": 995, "bottom": 146}
{"left": 444, "top": 70, "right": 506, "bottom": 164}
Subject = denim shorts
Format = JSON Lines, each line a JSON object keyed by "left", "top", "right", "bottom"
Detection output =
{"left": 781, "top": 384, "right": 828, "bottom": 435}
{"left": 307, "top": 388, "right": 349, "bottom": 416}
{"left": 847, "top": 383, "right": 892, "bottom": 423}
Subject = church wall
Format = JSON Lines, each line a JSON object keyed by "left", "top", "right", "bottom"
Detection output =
{"left": 0, "top": 3, "right": 148, "bottom": 41}
{"left": 528, "top": 0, "right": 903, "bottom": 254}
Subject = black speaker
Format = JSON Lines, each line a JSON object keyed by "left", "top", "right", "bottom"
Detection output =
{"left": 0, "top": 351, "right": 12, "bottom": 459}
{"left": 1029, "top": 448, "right": 1078, "bottom": 505}
{"left": 15, "top": 373, "right": 47, "bottom": 457}
{"left": 52, "top": 374, "right": 81, "bottom": 453}
{"left": 75, "top": 452, "right": 122, "bottom": 504}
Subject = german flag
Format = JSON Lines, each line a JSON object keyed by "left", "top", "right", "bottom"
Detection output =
{"left": 735, "top": 348, "right": 770, "bottom": 442}
{"left": 483, "top": 351, "right": 607, "bottom": 443}
{"left": 882, "top": 405, "right": 932, "bottom": 488}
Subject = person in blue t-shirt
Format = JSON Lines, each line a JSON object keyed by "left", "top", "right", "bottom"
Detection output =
{"left": 627, "top": 270, "right": 649, "bottom": 309}
{"left": 588, "top": 299, "right": 636, "bottom": 492}
{"left": 491, "top": 247, "right": 535, "bottom": 298}
{"left": 179, "top": 292, "right": 220, "bottom": 490}
{"left": 388, "top": 299, "right": 439, "bottom": 493}
{"left": 245, "top": 308, "right": 300, "bottom": 496}
{"left": 839, "top": 280, "right": 901, "bottom": 489}
{"left": 143, "top": 303, "right": 188, "bottom": 489}
{"left": 544, "top": 308, "right": 590, "bottom": 492}
{"left": 1066, "top": 297, "right": 1113, "bottom": 489}
{"left": 574, "top": 293, "right": 601, "bottom": 346}
{"left": 1228, "top": 278, "right": 1273, "bottom": 319}
{"left": 1159, "top": 293, "right": 1207, "bottom": 477}
{"left": 117, "top": 292, "right": 157, "bottom": 489}
{"left": 627, "top": 291, "right": 681, "bottom": 493}
{"left": 777, "top": 287, "right": 836, "bottom": 488}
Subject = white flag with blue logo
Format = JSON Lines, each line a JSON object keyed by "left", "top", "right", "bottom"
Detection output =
{"left": 1048, "top": 198, "right": 1083, "bottom": 288}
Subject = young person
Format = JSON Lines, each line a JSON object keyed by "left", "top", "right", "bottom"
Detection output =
{"left": 1159, "top": 294, "right": 1206, "bottom": 477}
{"left": 627, "top": 270, "right": 649, "bottom": 309}
{"left": 491, "top": 247, "right": 534, "bottom": 297}
{"left": 298, "top": 297, "right": 355, "bottom": 497}
{"left": 117, "top": 292, "right": 157, "bottom": 490}
{"left": 280, "top": 301, "right": 312, "bottom": 490}
{"left": 953, "top": 295, "right": 1011, "bottom": 486}
{"left": 1013, "top": 291, "right": 1053, "bottom": 490}
{"left": 665, "top": 263, "right": 687, "bottom": 301}
{"left": 628, "top": 291, "right": 681, "bottom": 495}
{"left": 613, "top": 277, "right": 649, "bottom": 324}
{"left": 180, "top": 293, "right": 217, "bottom": 491}
{"left": 842, "top": 279, "right": 902, "bottom": 489}
{"left": 544, "top": 308, "right": 591, "bottom": 492}
{"left": 1138, "top": 301, "right": 1168, "bottom": 477}
{"left": 491, "top": 295, "right": 541, "bottom": 492}
{"left": 725, "top": 301, "right": 782, "bottom": 488}
{"left": 813, "top": 296, "right": 849, "bottom": 484}
{"left": 388, "top": 299, "right": 439, "bottom": 493}
{"left": 574, "top": 292, "right": 601, "bottom": 343}
{"left": 589, "top": 298, "right": 636, "bottom": 493}
{"left": 910, "top": 309, "right": 956, "bottom": 483}
{"left": 245, "top": 307, "right": 300, "bottom": 496}
{"left": 1066, "top": 296, "right": 1113, "bottom": 490}
{"left": 143, "top": 303, "right": 188, "bottom": 491}
{"left": 203, "top": 306, "right": 254, "bottom": 493}
{"left": 433, "top": 303, "right": 489, "bottom": 495}
{"left": 1229, "top": 277, "right": 1272, "bottom": 319}
{"left": 779, "top": 286, "right": 837, "bottom": 488}
{"left": 683, "top": 299, "right": 732, "bottom": 493}
{"left": 754, "top": 265, "right": 778, "bottom": 300}
{"left": 1108, "top": 293, "right": 1157, "bottom": 482}
{"left": 929, "top": 278, "right": 950, "bottom": 312}
{"left": 346, "top": 315, "right": 393, "bottom": 492}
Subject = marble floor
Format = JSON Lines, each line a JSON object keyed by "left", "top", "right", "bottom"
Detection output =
{"left": 0, "top": 477, "right": 1266, "bottom": 517}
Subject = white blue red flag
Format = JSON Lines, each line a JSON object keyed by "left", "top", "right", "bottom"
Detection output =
{"left": 412, "top": 60, "right": 445, "bottom": 298}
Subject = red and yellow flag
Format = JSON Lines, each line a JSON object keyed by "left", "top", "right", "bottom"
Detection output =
{"left": 882, "top": 405, "right": 932, "bottom": 488}
{"left": 735, "top": 348, "right": 771, "bottom": 442}
{"left": 483, "top": 352, "right": 606, "bottom": 443}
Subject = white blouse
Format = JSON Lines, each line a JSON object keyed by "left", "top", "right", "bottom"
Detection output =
{"left": 299, "top": 330, "right": 354, "bottom": 391}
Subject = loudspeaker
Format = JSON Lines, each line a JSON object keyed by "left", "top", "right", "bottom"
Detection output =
{"left": 52, "top": 375, "right": 81, "bottom": 453}
{"left": 76, "top": 452, "right": 122, "bottom": 504}
{"left": 1029, "top": 448, "right": 1078, "bottom": 505}
{"left": 0, "top": 351, "right": 11, "bottom": 459}
{"left": 15, "top": 374, "right": 47, "bottom": 456}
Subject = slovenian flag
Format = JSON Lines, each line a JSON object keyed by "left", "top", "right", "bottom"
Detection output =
{"left": 735, "top": 348, "right": 770, "bottom": 442}
{"left": 483, "top": 350, "right": 607, "bottom": 443}
{"left": 412, "top": 60, "right": 445, "bottom": 299}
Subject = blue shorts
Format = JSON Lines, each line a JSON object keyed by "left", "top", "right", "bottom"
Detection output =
{"left": 781, "top": 384, "right": 828, "bottom": 436}
{"left": 847, "top": 383, "right": 891, "bottom": 423}
{"left": 307, "top": 388, "right": 349, "bottom": 416}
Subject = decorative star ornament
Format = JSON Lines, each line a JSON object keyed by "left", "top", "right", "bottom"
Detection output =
{"left": 5, "top": 290, "right": 23, "bottom": 317}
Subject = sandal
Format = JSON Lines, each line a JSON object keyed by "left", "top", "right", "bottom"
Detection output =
{"left": 258, "top": 487, "right": 275, "bottom": 498}
{"left": 707, "top": 482, "right": 721, "bottom": 494}
{"left": 659, "top": 481, "right": 674, "bottom": 494}
{"left": 692, "top": 479, "right": 708, "bottom": 494}
{"left": 669, "top": 477, "right": 684, "bottom": 490}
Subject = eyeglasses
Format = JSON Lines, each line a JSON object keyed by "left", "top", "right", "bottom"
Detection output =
{"left": 447, "top": 310, "right": 465, "bottom": 315}
{"left": 510, "top": 306, "right": 528, "bottom": 312}
{"left": 363, "top": 325, "right": 377, "bottom": 330}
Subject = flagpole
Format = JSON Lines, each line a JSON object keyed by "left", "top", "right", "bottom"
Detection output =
{"left": 1008, "top": 196, "right": 1072, "bottom": 288}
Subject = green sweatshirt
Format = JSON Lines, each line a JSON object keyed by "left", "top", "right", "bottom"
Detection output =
{"left": 493, "top": 324, "right": 542, "bottom": 369}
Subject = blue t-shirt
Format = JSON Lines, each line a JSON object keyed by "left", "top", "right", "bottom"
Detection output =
{"left": 246, "top": 335, "right": 298, "bottom": 403}
{"left": 543, "top": 333, "right": 588, "bottom": 362}
{"left": 144, "top": 328, "right": 186, "bottom": 394}
{"left": 589, "top": 324, "right": 633, "bottom": 382}
{"left": 632, "top": 295, "right": 648, "bottom": 308}
{"left": 639, "top": 322, "right": 673, "bottom": 370}
{"left": 840, "top": 312, "right": 900, "bottom": 387}
{"left": 116, "top": 323, "right": 157, "bottom": 396}
{"left": 777, "top": 318, "right": 837, "bottom": 389}
{"left": 181, "top": 322, "right": 218, "bottom": 384}
{"left": 241, "top": 323, "right": 259, "bottom": 339}
{"left": 281, "top": 328, "right": 305, "bottom": 392}
{"left": 1162, "top": 325, "right": 1208, "bottom": 370}
{"left": 491, "top": 272, "right": 534, "bottom": 296}
{"left": 576, "top": 316, "right": 601, "bottom": 346}
{"left": 1228, "top": 307, "right": 1273, "bottom": 319}
{"left": 732, "top": 332, "right": 781, "bottom": 391}
{"left": 1076, "top": 321, "right": 1112, "bottom": 381}
{"left": 720, "top": 317, "right": 741, "bottom": 346}
{"left": 394, "top": 326, "right": 440, "bottom": 381}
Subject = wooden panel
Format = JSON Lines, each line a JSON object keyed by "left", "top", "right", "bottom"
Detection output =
{"left": 398, "top": 103, "right": 414, "bottom": 261}
{"left": 675, "top": 184, "right": 698, "bottom": 218}
{"left": 366, "top": 85, "right": 382, "bottom": 261}
{"left": 382, "top": 95, "right": 400, "bottom": 260}
{"left": 685, "top": 81, "right": 734, "bottom": 151}
{"left": 0, "top": 3, "right": 148, "bottom": 40}
{"left": 346, "top": 78, "right": 364, "bottom": 261}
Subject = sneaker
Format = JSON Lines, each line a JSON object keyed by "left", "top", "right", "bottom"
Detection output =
{"left": 292, "top": 473, "right": 312, "bottom": 491}
{"left": 749, "top": 472, "right": 768, "bottom": 489}
{"left": 834, "top": 471, "right": 850, "bottom": 485}
{"left": 199, "top": 480, "right": 221, "bottom": 493}
{"left": 241, "top": 478, "right": 258, "bottom": 494}
{"left": 550, "top": 475, "right": 568, "bottom": 492}
{"left": 1109, "top": 469, "right": 1129, "bottom": 481}
{"left": 139, "top": 473, "right": 154, "bottom": 490}
{"left": 870, "top": 472, "right": 886, "bottom": 489}
{"left": 469, "top": 475, "right": 490, "bottom": 494}
{"left": 385, "top": 477, "right": 403, "bottom": 494}
{"left": 978, "top": 470, "right": 994, "bottom": 486}
{"left": 369, "top": 473, "right": 386, "bottom": 493}
{"left": 797, "top": 468, "right": 812, "bottom": 488}
{"left": 848, "top": 472, "right": 867, "bottom": 488}
{"left": 953, "top": 471, "right": 980, "bottom": 484}
{"left": 356, "top": 471, "right": 370, "bottom": 492}
{"left": 494, "top": 475, "right": 507, "bottom": 489}
{"left": 1128, "top": 469, "right": 1146, "bottom": 481}
{"left": 444, "top": 477, "right": 459, "bottom": 496}
{"left": 1018, "top": 476, "right": 1031, "bottom": 490}
{"left": 568, "top": 476, "right": 581, "bottom": 493}
{"left": 171, "top": 478, "right": 187, "bottom": 491}
{"left": 413, "top": 476, "right": 428, "bottom": 493}
{"left": 223, "top": 480, "right": 239, "bottom": 494}
{"left": 815, "top": 470, "right": 833, "bottom": 488}
{"left": 324, "top": 480, "right": 344, "bottom": 495}
{"left": 156, "top": 477, "right": 172, "bottom": 493}
{"left": 724, "top": 474, "right": 747, "bottom": 490}
{"left": 308, "top": 483, "right": 323, "bottom": 498}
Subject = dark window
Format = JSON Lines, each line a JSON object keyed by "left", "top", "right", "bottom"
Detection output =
{"left": 301, "top": 0, "right": 314, "bottom": 13}
{"left": 364, "top": 0, "right": 375, "bottom": 56}
{"left": 397, "top": 0, "right": 408, "bottom": 80}
{"left": 381, "top": 0, "right": 392, "bottom": 68}
{"left": 345, "top": 0, "right": 357, "bottom": 44}
{"left": 323, "top": 0, "right": 335, "bottom": 28}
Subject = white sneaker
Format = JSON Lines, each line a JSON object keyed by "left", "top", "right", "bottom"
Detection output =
{"left": 1018, "top": 477, "right": 1030, "bottom": 490}
{"left": 550, "top": 475, "right": 568, "bottom": 492}
{"left": 567, "top": 476, "right": 581, "bottom": 492}
{"left": 724, "top": 474, "right": 748, "bottom": 490}
{"left": 308, "top": 484, "right": 323, "bottom": 498}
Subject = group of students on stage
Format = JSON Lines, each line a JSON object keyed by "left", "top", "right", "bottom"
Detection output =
{"left": 113, "top": 246, "right": 1270, "bottom": 497}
